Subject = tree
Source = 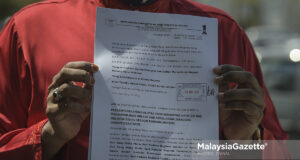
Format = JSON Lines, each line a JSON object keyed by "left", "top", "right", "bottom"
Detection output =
{"left": 0, "top": 0, "right": 41, "bottom": 20}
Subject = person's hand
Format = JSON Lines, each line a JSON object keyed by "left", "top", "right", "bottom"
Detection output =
{"left": 214, "top": 64, "right": 265, "bottom": 140}
{"left": 42, "top": 61, "right": 99, "bottom": 160}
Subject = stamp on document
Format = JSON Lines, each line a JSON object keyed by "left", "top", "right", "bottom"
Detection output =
{"left": 176, "top": 83, "right": 215, "bottom": 102}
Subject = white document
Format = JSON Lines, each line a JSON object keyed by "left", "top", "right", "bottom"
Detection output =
{"left": 90, "top": 8, "right": 219, "bottom": 160}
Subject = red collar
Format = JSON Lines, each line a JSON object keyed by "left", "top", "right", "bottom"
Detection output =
{"left": 97, "top": 0, "right": 170, "bottom": 12}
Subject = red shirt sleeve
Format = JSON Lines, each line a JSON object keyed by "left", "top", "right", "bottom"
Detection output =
{"left": 262, "top": 128, "right": 291, "bottom": 159}
{"left": 0, "top": 17, "right": 47, "bottom": 160}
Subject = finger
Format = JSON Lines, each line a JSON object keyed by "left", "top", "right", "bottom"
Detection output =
{"left": 49, "top": 68, "right": 95, "bottom": 91}
{"left": 218, "top": 89, "right": 265, "bottom": 109}
{"left": 46, "top": 101, "right": 89, "bottom": 121}
{"left": 219, "top": 103, "right": 231, "bottom": 123}
{"left": 83, "top": 82, "right": 94, "bottom": 90}
{"left": 222, "top": 101, "right": 264, "bottom": 117}
{"left": 214, "top": 64, "right": 243, "bottom": 92}
{"left": 215, "top": 71, "right": 263, "bottom": 94}
{"left": 64, "top": 101, "right": 90, "bottom": 113}
{"left": 54, "top": 83, "right": 91, "bottom": 102}
{"left": 213, "top": 64, "right": 243, "bottom": 75}
{"left": 64, "top": 61, "right": 99, "bottom": 73}
{"left": 218, "top": 82, "right": 229, "bottom": 92}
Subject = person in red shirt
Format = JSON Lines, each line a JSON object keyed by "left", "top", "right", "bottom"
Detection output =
{"left": 0, "top": 0, "right": 290, "bottom": 159}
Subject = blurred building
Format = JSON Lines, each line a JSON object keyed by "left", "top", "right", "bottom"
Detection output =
{"left": 196, "top": 0, "right": 300, "bottom": 140}
{"left": 195, "top": 0, "right": 300, "bottom": 32}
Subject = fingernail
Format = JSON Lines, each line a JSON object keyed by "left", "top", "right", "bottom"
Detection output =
{"left": 218, "top": 93, "right": 224, "bottom": 99}
{"left": 92, "top": 64, "right": 99, "bottom": 72}
{"left": 213, "top": 66, "right": 222, "bottom": 73}
{"left": 214, "top": 76, "right": 223, "bottom": 83}
{"left": 219, "top": 103, "right": 225, "bottom": 108}
{"left": 90, "top": 78, "right": 95, "bottom": 85}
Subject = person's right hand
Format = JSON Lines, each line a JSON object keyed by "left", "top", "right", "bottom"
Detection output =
{"left": 41, "top": 61, "right": 99, "bottom": 160}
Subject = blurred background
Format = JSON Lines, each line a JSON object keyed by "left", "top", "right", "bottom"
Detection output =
{"left": 195, "top": 0, "right": 300, "bottom": 140}
{"left": 0, "top": 0, "right": 299, "bottom": 139}
{"left": 0, "top": 0, "right": 39, "bottom": 28}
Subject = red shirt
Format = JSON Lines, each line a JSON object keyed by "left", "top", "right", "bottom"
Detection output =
{"left": 0, "top": 0, "right": 289, "bottom": 159}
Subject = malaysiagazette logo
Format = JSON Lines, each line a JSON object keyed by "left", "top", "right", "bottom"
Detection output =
{"left": 198, "top": 142, "right": 267, "bottom": 152}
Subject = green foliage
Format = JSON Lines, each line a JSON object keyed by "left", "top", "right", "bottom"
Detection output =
{"left": 0, "top": 0, "right": 42, "bottom": 20}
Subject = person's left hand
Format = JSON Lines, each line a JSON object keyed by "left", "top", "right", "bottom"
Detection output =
{"left": 214, "top": 64, "right": 265, "bottom": 140}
